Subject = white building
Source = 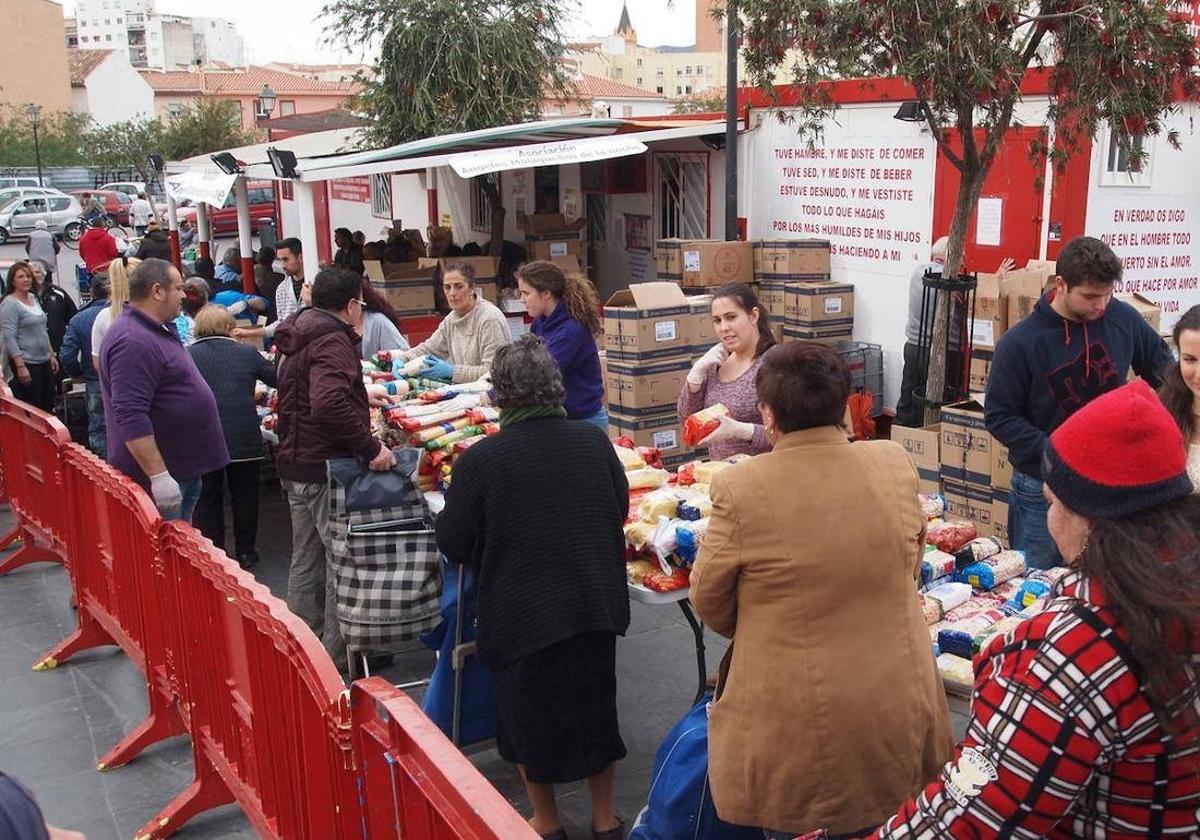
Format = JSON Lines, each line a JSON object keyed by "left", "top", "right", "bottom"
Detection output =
{"left": 70, "top": 0, "right": 245, "bottom": 70}
{"left": 69, "top": 48, "right": 155, "bottom": 126}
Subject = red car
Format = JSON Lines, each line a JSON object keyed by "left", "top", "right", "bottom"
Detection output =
{"left": 176, "top": 181, "right": 277, "bottom": 237}
{"left": 70, "top": 189, "right": 133, "bottom": 225}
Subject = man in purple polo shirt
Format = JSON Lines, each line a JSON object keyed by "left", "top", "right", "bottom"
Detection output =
{"left": 99, "top": 258, "right": 228, "bottom": 520}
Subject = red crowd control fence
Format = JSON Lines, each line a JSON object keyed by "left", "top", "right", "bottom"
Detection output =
{"left": 0, "top": 395, "right": 72, "bottom": 573}
{"left": 35, "top": 442, "right": 185, "bottom": 772}
{"left": 0, "top": 391, "right": 533, "bottom": 838}
{"left": 353, "top": 678, "right": 539, "bottom": 840}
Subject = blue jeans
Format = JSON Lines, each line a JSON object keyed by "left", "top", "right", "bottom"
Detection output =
{"left": 578, "top": 407, "right": 608, "bottom": 433}
{"left": 84, "top": 380, "right": 107, "bottom": 460}
{"left": 162, "top": 477, "right": 203, "bottom": 524}
{"left": 1009, "top": 471, "right": 1062, "bottom": 570}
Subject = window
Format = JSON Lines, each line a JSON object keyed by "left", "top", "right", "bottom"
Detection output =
{"left": 116, "top": 17, "right": 122, "bottom": 24}
{"left": 370, "top": 173, "right": 391, "bottom": 219}
{"left": 656, "top": 85, "right": 663, "bottom": 94}
{"left": 104, "top": 18, "right": 110, "bottom": 24}
{"left": 676, "top": 68, "right": 683, "bottom": 76}
{"left": 636, "top": 77, "right": 643, "bottom": 86}
{"left": 534, "top": 167, "right": 560, "bottom": 214}
{"left": 49, "top": 197, "right": 71, "bottom": 212}
{"left": 685, "top": 85, "right": 692, "bottom": 94}
{"left": 656, "top": 153, "right": 709, "bottom": 240}
{"left": 166, "top": 103, "right": 183, "bottom": 118}
{"left": 106, "top": 34, "right": 112, "bottom": 41}
{"left": 280, "top": 99, "right": 296, "bottom": 116}
{"left": 249, "top": 187, "right": 273, "bottom": 204}
{"left": 80, "top": 35, "right": 88, "bottom": 42}
{"left": 280, "top": 181, "right": 294, "bottom": 200}
{"left": 686, "top": 65, "right": 692, "bottom": 74}
{"left": 470, "top": 174, "right": 498, "bottom": 232}
{"left": 676, "top": 85, "right": 682, "bottom": 94}
{"left": 614, "top": 67, "right": 623, "bottom": 80}
{"left": 622, "top": 105, "right": 633, "bottom": 117}
{"left": 1100, "top": 129, "right": 1152, "bottom": 186}
{"left": 636, "top": 58, "right": 643, "bottom": 67}
{"left": 656, "top": 68, "right": 663, "bottom": 77}
{"left": 115, "top": 192, "right": 131, "bottom": 205}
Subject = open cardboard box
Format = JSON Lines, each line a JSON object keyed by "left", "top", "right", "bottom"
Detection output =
{"left": 603, "top": 282, "right": 693, "bottom": 362}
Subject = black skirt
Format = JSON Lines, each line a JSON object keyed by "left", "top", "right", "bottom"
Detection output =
{"left": 493, "top": 631, "right": 626, "bottom": 784}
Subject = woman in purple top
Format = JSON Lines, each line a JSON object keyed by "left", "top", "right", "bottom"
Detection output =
{"left": 519, "top": 260, "right": 607, "bottom": 431}
{"left": 677, "top": 283, "right": 776, "bottom": 460}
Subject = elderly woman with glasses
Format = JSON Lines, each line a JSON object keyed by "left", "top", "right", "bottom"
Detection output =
{"left": 435, "top": 334, "right": 631, "bottom": 840}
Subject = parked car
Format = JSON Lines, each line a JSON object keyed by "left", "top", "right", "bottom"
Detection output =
{"left": 0, "top": 193, "right": 83, "bottom": 245}
{"left": 175, "top": 181, "right": 276, "bottom": 237}
{"left": 69, "top": 189, "right": 134, "bottom": 226}
{"left": 0, "top": 177, "right": 45, "bottom": 189}
{"left": 97, "top": 181, "right": 146, "bottom": 197}
{"left": 0, "top": 186, "right": 66, "bottom": 211}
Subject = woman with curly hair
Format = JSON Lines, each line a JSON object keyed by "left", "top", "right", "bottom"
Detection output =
{"left": 1158, "top": 303, "right": 1200, "bottom": 488}
{"left": 435, "top": 334, "right": 630, "bottom": 840}
{"left": 517, "top": 260, "right": 606, "bottom": 430}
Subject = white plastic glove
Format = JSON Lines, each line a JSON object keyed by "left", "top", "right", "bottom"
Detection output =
{"left": 698, "top": 414, "right": 755, "bottom": 446}
{"left": 149, "top": 470, "right": 182, "bottom": 515}
{"left": 687, "top": 344, "right": 729, "bottom": 387}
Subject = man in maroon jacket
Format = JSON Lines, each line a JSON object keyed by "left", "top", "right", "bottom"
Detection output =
{"left": 275, "top": 267, "right": 395, "bottom": 668}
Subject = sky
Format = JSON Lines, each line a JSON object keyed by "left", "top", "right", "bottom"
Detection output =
{"left": 56, "top": 0, "right": 698, "bottom": 65}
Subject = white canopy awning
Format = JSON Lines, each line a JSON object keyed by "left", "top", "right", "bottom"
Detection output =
{"left": 449, "top": 135, "right": 648, "bottom": 179}
{"left": 164, "top": 170, "right": 236, "bottom": 207}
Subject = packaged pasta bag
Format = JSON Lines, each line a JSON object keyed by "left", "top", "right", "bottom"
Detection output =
{"left": 937, "top": 608, "right": 1007, "bottom": 659}
{"left": 674, "top": 519, "right": 710, "bottom": 568}
{"left": 957, "top": 550, "right": 1026, "bottom": 590}
{"left": 624, "top": 520, "right": 657, "bottom": 550}
{"left": 627, "top": 467, "right": 672, "bottom": 491}
{"left": 926, "top": 520, "right": 979, "bottom": 554}
{"left": 953, "top": 536, "right": 1004, "bottom": 568}
{"left": 920, "top": 574, "right": 952, "bottom": 594}
{"left": 639, "top": 489, "right": 683, "bottom": 521}
{"left": 683, "top": 404, "right": 729, "bottom": 447}
{"left": 918, "top": 493, "right": 946, "bottom": 520}
{"left": 920, "top": 551, "right": 956, "bottom": 587}
{"left": 694, "top": 460, "right": 735, "bottom": 484}
{"left": 937, "top": 652, "right": 975, "bottom": 694}
{"left": 613, "top": 443, "right": 647, "bottom": 472}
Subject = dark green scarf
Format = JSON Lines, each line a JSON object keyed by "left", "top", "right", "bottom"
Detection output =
{"left": 498, "top": 405, "right": 567, "bottom": 429}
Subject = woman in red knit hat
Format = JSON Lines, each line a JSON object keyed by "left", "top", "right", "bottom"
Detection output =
{"left": 867, "top": 380, "right": 1200, "bottom": 839}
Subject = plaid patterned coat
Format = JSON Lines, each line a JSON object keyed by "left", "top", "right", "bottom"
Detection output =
{"left": 871, "top": 571, "right": 1200, "bottom": 839}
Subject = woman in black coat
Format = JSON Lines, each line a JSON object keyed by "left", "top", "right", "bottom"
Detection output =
{"left": 435, "top": 334, "right": 630, "bottom": 840}
{"left": 188, "top": 305, "right": 277, "bottom": 568}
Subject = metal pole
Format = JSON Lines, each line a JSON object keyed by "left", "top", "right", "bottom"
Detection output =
{"left": 234, "top": 176, "right": 256, "bottom": 294}
{"left": 724, "top": 0, "right": 738, "bottom": 241}
{"left": 32, "top": 121, "right": 44, "bottom": 187}
{"left": 295, "top": 180, "right": 320, "bottom": 284}
{"left": 196, "top": 201, "right": 212, "bottom": 260}
{"left": 164, "top": 191, "right": 181, "bottom": 271}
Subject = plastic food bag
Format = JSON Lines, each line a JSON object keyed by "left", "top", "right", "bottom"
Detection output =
{"left": 678, "top": 496, "right": 712, "bottom": 522}
{"left": 943, "top": 596, "right": 1005, "bottom": 624}
{"left": 627, "top": 468, "right": 671, "bottom": 491}
{"left": 694, "top": 460, "right": 734, "bottom": 485}
{"left": 683, "top": 404, "right": 729, "bottom": 447}
{"left": 937, "top": 653, "right": 975, "bottom": 694}
{"left": 624, "top": 521, "right": 656, "bottom": 550}
{"left": 937, "top": 608, "right": 1007, "bottom": 659}
{"left": 614, "top": 444, "right": 647, "bottom": 472}
{"left": 648, "top": 516, "right": 680, "bottom": 559}
{"left": 926, "top": 520, "right": 979, "bottom": 554}
{"left": 642, "top": 566, "right": 690, "bottom": 592}
{"left": 919, "top": 594, "right": 943, "bottom": 625}
{"left": 639, "top": 489, "right": 683, "bottom": 521}
{"left": 972, "top": 615, "right": 1025, "bottom": 656}
{"left": 918, "top": 493, "right": 946, "bottom": 519}
{"left": 953, "top": 537, "right": 1004, "bottom": 568}
{"left": 925, "top": 581, "right": 972, "bottom": 614}
{"left": 674, "top": 519, "right": 710, "bottom": 568}
{"left": 626, "top": 559, "right": 658, "bottom": 584}
{"left": 920, "top": 551, "right": 956, "bottom": 587}
{"left": 958, "top": 550, "right": 1026, "bottom": 590}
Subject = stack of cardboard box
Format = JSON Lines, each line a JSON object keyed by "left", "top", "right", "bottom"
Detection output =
{"left": 656, "top": 239, "right": 754, "bottom": 289}
{"left": 603, "top": 282, "right": 714, "bottom": 467}
{"left": 366, "top": 256, "right": 501, "bottom": 315}
{"left": 751, "top": 239, "right": 852, "bottom": 343}
{"left": 523, "top": 214, "right": 586, "bottom": 272}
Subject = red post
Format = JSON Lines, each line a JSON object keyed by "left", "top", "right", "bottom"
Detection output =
{"left": 241, "top": 256, "right": 256, "bottom": 294}
{"left": 199, "top": 240, "right": 211, "bottom": 260}
{"left": 168, "top": 229, "right": 181, "bottom": 272}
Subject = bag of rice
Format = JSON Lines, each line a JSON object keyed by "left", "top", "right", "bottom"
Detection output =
{"left": 921, "top": 551, "right": 956, "bottom": 587}
{"left": 957, "top": 550, "right": 1026, "bottom": 590}
{"left": 613, "top": 444, "right": 646, "bottom": 472}
{"left": 926, "top": 520, "right": 979, "bottom": 553}
{"left": 943, "top": 596, "right": 1006, "bottom": 624}
{"left": 972, "top": 614, "right": 1026, "bottom": 655}
{"left": 627, "top": 467, "right": 671, "bottom": 491}
{"left": 919, "top": 593, "right": 943, "bottom": 625}
{"left": 639, "top": 489, "right": 683, "bottom": 521}
{"left": 918, "top": 493, "right": 946, "bottom": 519}
{"left": 921, "top": 574, "right": 952, "bottom": 594}
{"left": 925, "top": 581, "right": 972, "bottom": 614}
{"left": 694, "top": 460, "right": 734, "bottom": 485}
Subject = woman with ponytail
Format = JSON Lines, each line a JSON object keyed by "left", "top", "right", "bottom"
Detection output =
{"left": 517, "top": 260, "right": 607, "bottom": 431}
{"left": 677, "top": 282, "right": 775, "bottom": 459}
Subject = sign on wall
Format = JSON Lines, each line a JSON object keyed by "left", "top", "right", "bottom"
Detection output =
{"left": 755, "top": 114, "right": 937, "bottom": 271}
{"left": 331, "top": 176, "right": 372, "bottom": 203}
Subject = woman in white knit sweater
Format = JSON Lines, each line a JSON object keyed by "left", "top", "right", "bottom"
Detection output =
{"left": 396, "top": 262, "right": 511, "bottom": 383}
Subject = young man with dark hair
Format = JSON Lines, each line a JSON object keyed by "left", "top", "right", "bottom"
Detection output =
{"left": 984, "top": 236, "right": 1172, "bottom": 568}
{"left": 233, "top": 237, "right": 305, "bottom": 343}
{"left": 274, "top": 267, "right": 395, "bottom": 671}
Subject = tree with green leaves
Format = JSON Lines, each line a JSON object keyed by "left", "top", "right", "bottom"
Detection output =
{"left": 159, "top": 98, "right": 258, "bottom": 161}
{"left": 83, "top": 117, "right": 166, "bottom": 189}
{"left": 673, "top": 90, "right": 727, "bottom": 115}
{"left": 321, "top": 0, "right": 574, "bottom": 253}
{"left": 736, "top": 0, "right": 1199, "bottom": 421}
{"left": 0, "top": 107, "right": 93, "bottom": 167}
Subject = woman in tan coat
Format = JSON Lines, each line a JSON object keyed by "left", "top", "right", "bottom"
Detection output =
{"left": 690, "top": 341, "right": 953, "bottom": 838}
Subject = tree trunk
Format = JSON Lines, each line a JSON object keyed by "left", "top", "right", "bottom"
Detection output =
{"left": 921, "top": 164, "right": 989, "bottom": 426}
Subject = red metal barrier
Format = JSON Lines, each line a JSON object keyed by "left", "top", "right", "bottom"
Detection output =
{"left": 352, "top": 678, "right": 538, "bottom": 840}
{"left": 138, "top": 523, "right": 359, "bottom": 840}
{"left": 0, "top": 394, "right": 72, "bottom": 573}
{"left": 34, "top": 443, "right": 185, "bottom": 770}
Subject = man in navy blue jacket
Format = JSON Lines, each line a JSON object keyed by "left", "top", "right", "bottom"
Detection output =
{"left": 59, "top": 275, "right": 110, "bottom": 459}
{"left": 984, "top": 236, "right": 1171, "bottom": 568}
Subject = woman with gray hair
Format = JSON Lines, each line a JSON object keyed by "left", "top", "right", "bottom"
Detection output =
{"left": 435, "top": 334, "right": 631, "bottom": 840}
{"left": 214, "top": 246, "right": 243, "bottom": 292}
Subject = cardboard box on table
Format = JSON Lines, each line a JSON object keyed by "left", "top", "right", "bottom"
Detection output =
{"left": 657, "top": 239, "right": 754, "bottom": 288}
{"left": 608, "top": 410, "right": 689, "bottom": 458}
{"left": 522, "top": 213, "right": 585, "bottom": 262}
{"left": 366, "top": 260, "right": 437, "bottom": 316}
{"left": 784, "top": 281, "right": 854, "bottom": 327}
{"left": 938, "top": 398, "right": 1012, "bottom": 538}
{"left": 969, "top": 344, "right": 995, "bottom": 394}
{"left": 754, "top": 238, "right": 832, "bottom": 279}
{"left": 893, "top": 424, "right": 942, "bottom": 496}
{"left": 605, "top": 357, "right": 691, "bottom": 416}
{"left": 1004, "top": 262, "right": 1057, "bottom": 329}
{"left": 603, "top": 282, "right": 695, "bottom": 362}
{"left": 781, "top": 323, "right": 854, "bottom": 344}
{"left": 943, "top": 479, "right": 996, "bottom": 538}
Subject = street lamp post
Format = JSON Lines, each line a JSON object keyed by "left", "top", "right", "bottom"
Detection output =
{"left": 24, "top": 104, "right": 44, "bottom": 187}
{"left": 256, "top": 84, "right": 277, "bottom": 139}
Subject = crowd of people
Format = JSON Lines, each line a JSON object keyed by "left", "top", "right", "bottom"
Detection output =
{"left": 3, "top": 224, "right": 1200, "bottom": 839}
